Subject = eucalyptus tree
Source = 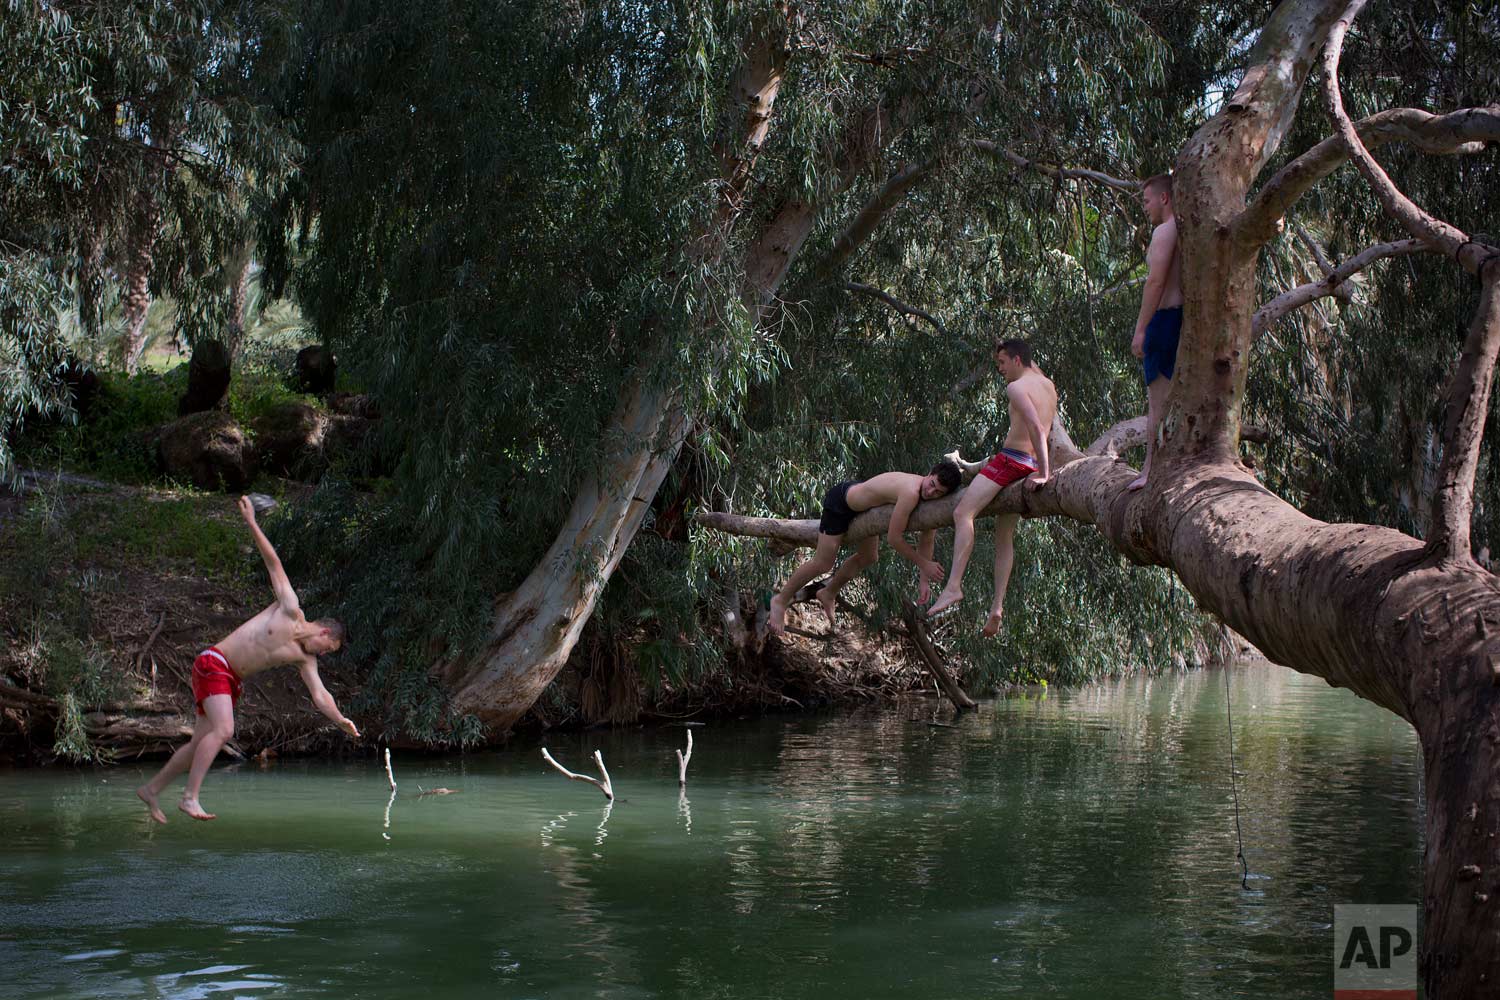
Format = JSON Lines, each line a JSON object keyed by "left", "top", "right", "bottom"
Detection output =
{"left": 276, "top": 0, "right": 1211, "bottom": 729}
{"left": 698, "top": 2, "right": 1500, "bottom": 992}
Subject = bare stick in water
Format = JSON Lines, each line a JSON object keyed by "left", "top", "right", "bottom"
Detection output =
{"left": 676, "top": 729, "right": 694, "bottom": 787}
{"left": 382, "top": 747, "right": 397, "bottom": 840}
{"left": 540, "top": 747, "right": 614, "bottom": 801}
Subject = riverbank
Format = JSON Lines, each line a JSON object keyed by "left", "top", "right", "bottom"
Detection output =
{"left": 0, "top": 473, "right": 955, "bottom": 764}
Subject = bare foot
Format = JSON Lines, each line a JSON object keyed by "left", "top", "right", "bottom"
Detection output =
{"left": 137, "top": 786, "right": 167, "bottom": 825}
{"left": 982, "top": 609, "right": 1004, "bottom": 637}
{"left": 768, "top": 596, "right": 788, "bottom": 635}
{"left": 927, "top": 588, "right": 963, "bottom": 618}
{"left": 1126, "top": 473, "right": 1148, "bottom": 492}
{"left": 817, "top": 586, "right": 838, "bottom": 628}
{"left": 178, "top": 797, "right": 216, "bottom": 821}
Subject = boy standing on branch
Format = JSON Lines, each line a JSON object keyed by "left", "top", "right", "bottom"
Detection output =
{"left": 1127, "top": 172, "right": 1183, "bottom": 492}
{"left": 137, "top": 497, "right": 359, "bottom": 823}
{"left": 927, "top": 339, "right": 1054, "bottom": 635}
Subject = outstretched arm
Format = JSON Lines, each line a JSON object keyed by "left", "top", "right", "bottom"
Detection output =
{"left": 298, "top": 660, "right": 360, "bottom": 737}
{"left": 1008, "top": 386, "right": 1051, "bottom": 486}
{"left": 887, "top": 489, "right": 944, "bottom": 583}
{"left": 238, "top": 495, "right": 299, "bottom": 612}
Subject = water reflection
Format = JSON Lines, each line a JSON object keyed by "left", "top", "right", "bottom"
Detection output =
{"left": 0, "top": 661, "right": 1421, "bottom": 999}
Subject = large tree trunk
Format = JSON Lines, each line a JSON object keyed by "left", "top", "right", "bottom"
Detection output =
{"left": 702, "top": 2, "right": 1500, "bottom": 993}
{"left": 443, "top": 15, "right": 797, "bottom": 731}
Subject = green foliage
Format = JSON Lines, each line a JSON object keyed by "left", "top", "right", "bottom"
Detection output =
{"left": 0, "top": 0, "right": 301, "bottom": 477}
{"left": 72, "top": 494, "right": 244, "bottom": 577}
{"left": 18, "top": 370, "right": 178, "bottom": 481}
{"left": 0, "top": 252, "right": 74, "bottom": 483}
{"left": 12, "top": 0, "right": 1491, "bottom": 741}
{"left": 1, "top": 484, "right": 134, "bottom": 761}
{"left": 15, "top": 339, "right": 322, "bottom": 483}
{"left": 260, "top": 0, "right": 1245, "bottom": 739}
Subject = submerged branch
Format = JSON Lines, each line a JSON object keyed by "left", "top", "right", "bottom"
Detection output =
{"left": 541, "top": 747, "right": 615, "bottom": 801}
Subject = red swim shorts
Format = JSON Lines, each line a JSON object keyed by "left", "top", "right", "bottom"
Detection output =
{"left": 978, "top": 448, "right": 1038, "bottom": 489}
{"left": 191, "top": 648, "right": 242, "bottom": 716}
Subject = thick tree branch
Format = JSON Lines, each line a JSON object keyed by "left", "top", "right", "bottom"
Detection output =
{"left": 695, "top": 417, "right": 1137, "bottom": 550}
{"left": 703, "top": 17, "right": 794, "bottom": 252}
{"left": 817, "top": 159, "right": 936, "bottom": 276}
{"left": 1252, "top": 238, "right": 1433, "bottom": 336}
{"left": 1322, "top": 8, "right": 1500, "bottom": 279}
{"left": 971, "top": 141, "right": 1139, "bottom": 191}
{"left": 1238, "top": 105, "right": 1500, "bottom": 247}
{"left": 695, "top": 451, "right": 1130, "bottom": 552}
{"left": 1428, "top": 275, "right": 1500, "bottom": 563}
{"left": 843, "top": 281, "right": 946, "bottom": 334}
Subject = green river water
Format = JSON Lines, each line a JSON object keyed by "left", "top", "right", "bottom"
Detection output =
{"left": 0, "top": 661, "right": 1422, "bottom": 998}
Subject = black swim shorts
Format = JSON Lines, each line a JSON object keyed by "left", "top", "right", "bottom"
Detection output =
{"left": 819, "top": 481, "right": 859, "bottom": 536}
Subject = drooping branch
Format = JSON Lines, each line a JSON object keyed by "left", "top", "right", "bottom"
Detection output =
{"left": 1252, "top": 238, "right": 1432, "bottom": 336}
{"left": 900, "top": 601, "right": 977, "bottom": 712}
{"left": 1427, "top": 275, "right": 1500, "bottom": 563}
{"left": 1089, "top": 274, "right": 1144, "bottom": 303}
{"left": 1322, "top": 8, "right": 1500, "bottom": 278}
{"left": 1238, "top": 105, "right": 1500, "bottom": 247}
{"left": 971, "top": 141, "right": 1138, "bottom": 191}
{"left": 843, "top": 281, "right": 946, "bottom": 335}
{"left": 747, "top": 99, "right": 909, "bottom": 308}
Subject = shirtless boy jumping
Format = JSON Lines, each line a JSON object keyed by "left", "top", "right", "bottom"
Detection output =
{"left": 137, "top": 496, "right": 360, "bottom": 822}
{"left": 927, "top": 338, "right": 1055, "bottom": 635}
{"left": 768, "top": 460, "right": 962, "bottom": 634}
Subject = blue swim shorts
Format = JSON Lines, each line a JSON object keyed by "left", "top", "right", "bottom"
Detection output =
{"left": 1142, "top": 306, "right": 1183, "bottom": 385}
